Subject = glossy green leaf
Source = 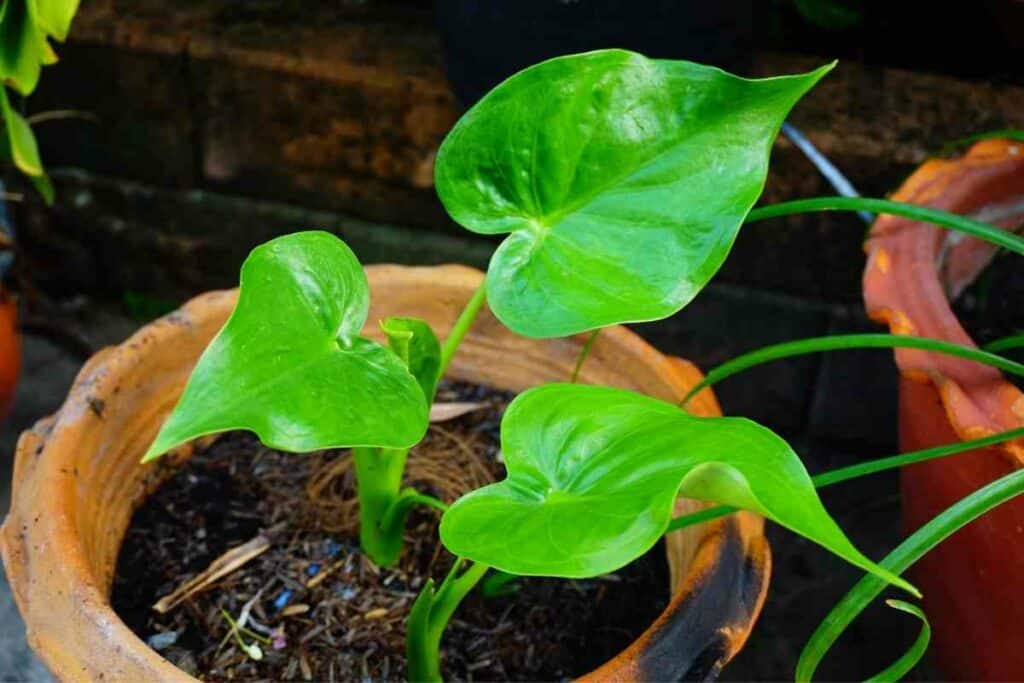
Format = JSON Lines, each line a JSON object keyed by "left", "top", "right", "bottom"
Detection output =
{"left": 435, "top": 49, "right": 833, "bottom": 338}
{"left": 143, "top": 231, "right": 428, "bottom": 461}
{"left": 440, "top": 384, "right": 914, "bottom": 595}
{"left": 381, "top": 316, "right": 441, "bottom": 403}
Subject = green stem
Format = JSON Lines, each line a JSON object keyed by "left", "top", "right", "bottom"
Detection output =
{"left": 939, "top": 129, "right": 1024, "bottom": 155}
{"left": 795, "top": 466, "right": 1024, "bottom": 682}
{"left": 439, "top": 282, "right": 488, "bottom": 376}
{"left": 665, "top": 426, "right": 1024, "bottom": 533}
{"left": 571, "top": 329, "right": 601, "bottom": 382}
{"left": 407, "top": 559, "right": 490, "bottom": 682}
{"left": 985, "top": 333, "right": 1024, "bottom": 353}
{"left": 381, "top": 488, "right": 448, "bottom": 532}
{"left": 745, "top": 196, "right": 1024, "bottom": 256}
{"left": 679, "top": 333, "right": 1024, "bottom": 408}
{"left": 481, "top": 570, "right": 520, "bottom": 598}
{"left": 352, "top": 446, "right": 409, "bottom": 567}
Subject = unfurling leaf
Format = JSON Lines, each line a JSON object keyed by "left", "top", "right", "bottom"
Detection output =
{"left": 143, "top": 231, "right": 428, "bottom": 461}
{"left": 440, "top": 384, "right": 915, "bottom": 595}
{"left": 381, "top": 316, "right": 441, "bottom": 403}
{"left": 436, "top": 49, "right": 833, "bottom": 338}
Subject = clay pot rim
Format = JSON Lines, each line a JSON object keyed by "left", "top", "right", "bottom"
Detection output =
{"left": 863, "top": 138, "right": 1024, "bottom": 466}
{"left": 2, "top": 263, "right": 769, "bottom": 682}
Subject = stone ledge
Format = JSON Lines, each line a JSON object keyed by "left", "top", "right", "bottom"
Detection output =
{"left": 25, "top": 1, "right": 1024, "bottom": 302}
{"left": 18, "top": 170, "right": 494, "bottom": 302}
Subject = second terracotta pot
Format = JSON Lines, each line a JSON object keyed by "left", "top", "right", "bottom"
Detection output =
{"left": 864, "top": 139, "right": 1024, "bottom": 680}
{"left": 2, "top": 264, "right": 770, "bottom": 682}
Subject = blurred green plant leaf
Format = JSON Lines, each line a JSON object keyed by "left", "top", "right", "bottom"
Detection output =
{"left": 381, "top": 316, "right": 441, "bottom": 403}
{"left": 435, "top": 49, "right": 832, "bottom": 338}
{"left": 440, "top": 383, "right": 915, "bottom": 596}
{"left": 34, "top": 0, "right": 79, "bottom": 42}
{"left": 0, "top": 0, "right": 50, "bottom": 95}
{"left": 0, "top": 85, "right": 52, "bottom": 203}
{"left": 144, "top": 231, "right": 429, "bottom": 461}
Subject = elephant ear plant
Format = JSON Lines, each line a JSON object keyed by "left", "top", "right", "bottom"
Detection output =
{"left": 145, "top": 49, "right": 1024, "bottom": 681}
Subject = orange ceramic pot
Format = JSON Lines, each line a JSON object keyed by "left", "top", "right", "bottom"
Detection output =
{"left": 2, "top": 264, "right": 769, "bottom": 682}
{"left": 0, "top": 288, "right": 19, "bottom": 420}
{"left": 863, "top": 139, "right": 1024, "bottom": 680}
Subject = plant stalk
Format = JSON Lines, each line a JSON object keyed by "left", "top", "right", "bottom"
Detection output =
{"left": 571, "top": 328, "right": 601, "bottom": 382}
{"left": 439, "top": 282, "right": 487, "bottom": 376}
{"left": 352, "top": 446, "right": 410, "bottom": 567}
{"left": 407, "top": 559, "right": 490, "bottom": 682}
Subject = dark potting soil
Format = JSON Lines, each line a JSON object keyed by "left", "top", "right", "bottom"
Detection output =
{"left": 952, "top": 250, "right": 1024, "bottom": 389}
{"left": 111, "top": 381, "right": 668, "bottom": 681}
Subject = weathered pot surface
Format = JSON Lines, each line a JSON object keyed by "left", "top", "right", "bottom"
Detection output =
{"left": 863, "top": 139, "right": 1024, "bottom": 680}
{"left": 2, "top": 264, "right": 769, "bottom": 682}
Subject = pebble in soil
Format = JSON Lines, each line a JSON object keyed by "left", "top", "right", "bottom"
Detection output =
{"left": 111, "top": 382, "right": 669, "bottom": 681}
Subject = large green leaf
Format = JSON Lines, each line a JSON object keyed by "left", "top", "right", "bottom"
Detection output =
{"left": 440, "top": 384, "right": 914, "bottom": 594}
{"left": 435, "top": 49, "right": 833, "bottom": 338}
{"left": 143, "top": 231, "right": 429, "bottom": 461}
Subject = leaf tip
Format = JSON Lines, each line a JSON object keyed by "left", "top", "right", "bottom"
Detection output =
{"left": 140, "top": 430, "right": 176, "bottom": 464}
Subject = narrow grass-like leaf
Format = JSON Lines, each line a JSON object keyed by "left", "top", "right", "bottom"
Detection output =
{"left": 984, "top": 333, "right": 1024, "bottom": 353}
{"left": 863, "top": 601, "right": 930, "bottom": 683}
{"left": 746, "top": 196, "right": 1024, "bottom": 256}
{"left": 681, "top": 334, "right": 1024, "bottom": 407}
{"left": 796, "top": 467, "right": 1024, "bottom": 682}
{"left": 940, "top": 129, "right": 1024, "bottom": 155}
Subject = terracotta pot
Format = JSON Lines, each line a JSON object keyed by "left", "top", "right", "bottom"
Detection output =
{"left": 0, "top": 288, "right": 19, "bottom": 420}
{"left": 2, "top": 264, "right": 769, "bottom": 682}
{"left": 863, "top": 139, "right": 1024, "bottom": 680}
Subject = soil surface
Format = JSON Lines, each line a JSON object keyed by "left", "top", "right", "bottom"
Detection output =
{"left": 952, "top": 250, "right": 1024, "bottom": 389}
{"left": 111, "top": 381, "right": 668, "bottom": 681}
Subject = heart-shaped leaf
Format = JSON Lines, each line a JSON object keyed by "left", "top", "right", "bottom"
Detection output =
{"left": 143, "top": 231, "right": 429, "bottom": 461}
{"left": 381, "top": 316, "right": 441, "bottom": 403}
{"left": 435, "top": 49, "right": 833, "bottom": 338}
{"left": 440, "top": 384, "right": 914, "bottom": 594}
